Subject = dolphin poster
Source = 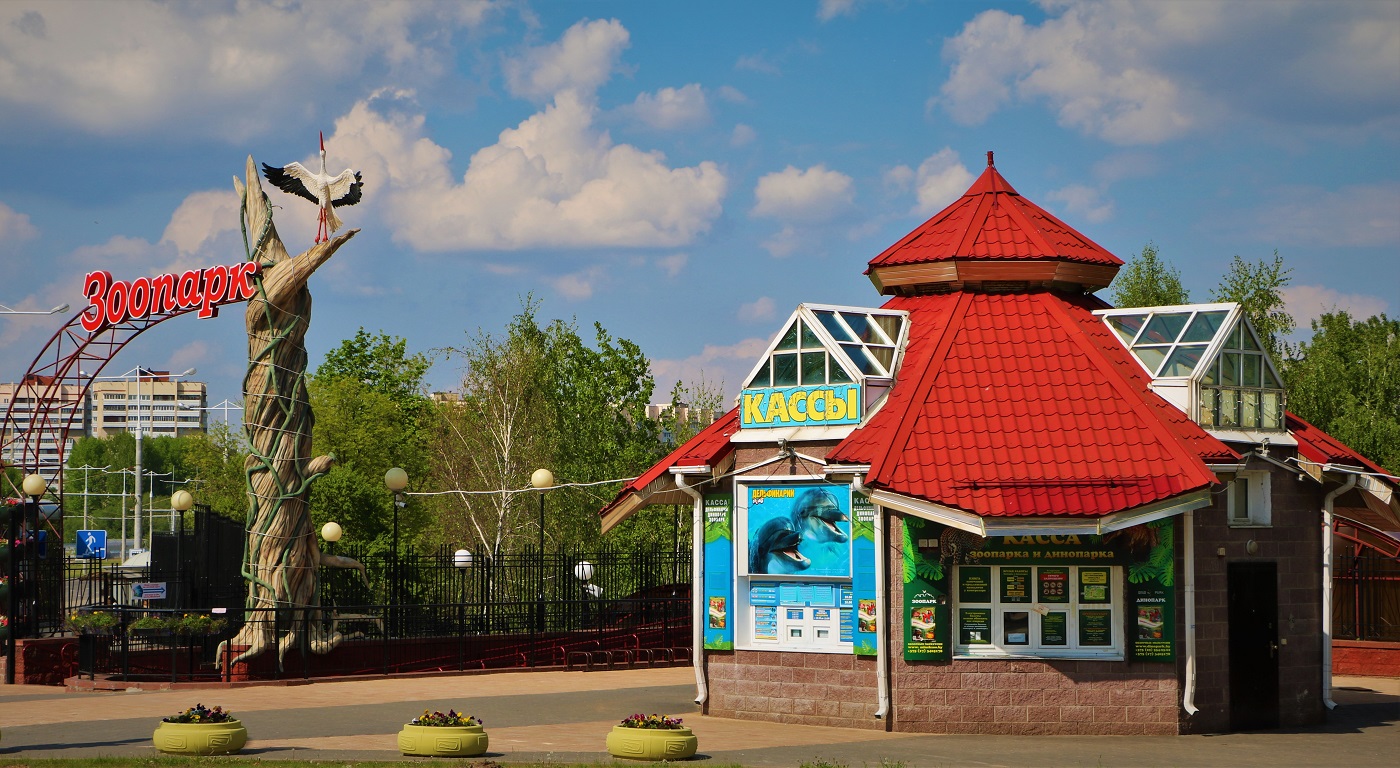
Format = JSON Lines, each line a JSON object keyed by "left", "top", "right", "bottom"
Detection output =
{"left": 746, "top": 484, "right": 852, "bottom": 578}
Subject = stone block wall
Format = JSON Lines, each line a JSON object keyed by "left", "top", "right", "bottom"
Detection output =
{"left": 1183, "top": 451, "right": 1326, "bottom": 733}
{"left": 703, "top": 649, "right": 883, "bottom": 729}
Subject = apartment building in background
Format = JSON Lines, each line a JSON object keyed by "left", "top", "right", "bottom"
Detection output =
{"left": 89, "top": 369, "right": 207, "bottom": 438}
{"left": 0, "top": 375, "right": 92, "bottom": 478}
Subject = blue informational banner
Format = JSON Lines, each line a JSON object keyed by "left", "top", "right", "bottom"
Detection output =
{"left": 740, "top": 383, "right": 862, "bottom": 429}
{"left": 702, "top": 495, "right": 735, "bottom": 651}
{"left": 851, "top": 495, "right": 878, "bottom": 656}
{"left": 75, "top": 529, "right": 107, "bottom": 559}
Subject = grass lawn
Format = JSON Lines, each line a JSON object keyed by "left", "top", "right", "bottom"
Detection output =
{"left": 0, "top": 761, "right": 752, "bottom": 768}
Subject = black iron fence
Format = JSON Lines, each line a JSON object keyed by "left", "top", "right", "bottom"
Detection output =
{"left": 1334, "top": 539, "right": 1400, "bottom": 643}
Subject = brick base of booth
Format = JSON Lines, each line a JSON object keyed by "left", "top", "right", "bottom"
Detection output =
{"left": 1333, "top": 640, "right": 1400, "bottom": 678}
{"left": 702, "top": 651, "right": 1180, "bottom": 735}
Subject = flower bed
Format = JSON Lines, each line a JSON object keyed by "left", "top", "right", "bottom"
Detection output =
{"left": 153, "top": 704, "right": 246, "bottom": 755}
{"left": 606, "top": 713, "right": 697, "bottom": 761}
{"left": 398, "top": 709, "right": 488, "bottom": 757}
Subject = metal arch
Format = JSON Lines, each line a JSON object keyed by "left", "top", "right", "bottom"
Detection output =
{"left": 1, "top": 305, "right": 198, "bottom": 509}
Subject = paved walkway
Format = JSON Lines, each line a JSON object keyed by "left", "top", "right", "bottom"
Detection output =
{"left": 0, "top": 669, "right": 1396, "bottom": 766}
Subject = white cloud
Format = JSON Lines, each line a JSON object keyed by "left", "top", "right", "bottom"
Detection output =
{"left": 0, "top": 0, "right": 495, "bottom": 139}
{"left": 716, "top": 85, "right": 749, "bottom": 104}
{"left": 1248, "top": 184, "right": 1400, "bottom": 248}
{"left": 160, "top": 190, "right": 240, "bottom": 256}
{"left": 818, "top": 0, "right": 860, "bottom": 22}
{"left": 738, "top": 296, "right": 776, "bottom": 323}
{"left": 883, "top": 165, "right": 914, "bottom": 194}
{"left": 164, "top": 340, "right": 211, "bottom": 376}
{"left": 937, "top": 2, "right": 1400, "bottom": 144}
{"left": 650, "top": 336, "right": 771, "bottom": 403}
{"left": 0, "top": 201, "right": 37, "bottom": 242}
{"left": 551, "top": 266, "right": 604, "bottom": 300}
{"left": 762, "top": 226, "right": 803, "bottom": 258}
{"left": 911, "top": 148, "right": 973, "bottom": 215}
{"left": 625, "top": 84, "right": 710, "bottom": 130}
{"left": 1047, "top": 184, "right": 1114, "bottom": 224}
{"left": 504, "top": 18, "right": 629, "bottom": 100}
{"left": 1283, "top": 284, "right": 1391, "bottom": 329}
{"left": 330, "top": 89, "right": 727, "bottom": 251}
{"left": 656, "top": 253, "right": 688, "bottom": 278}
{"left": 752, "top": 165, "right": 854, "bottom": 221}
{"left": 736, "top": 53, "right": 780, "bottom": 76}
{"left": 730, "top": 124, "right": 757, "bottom": 147}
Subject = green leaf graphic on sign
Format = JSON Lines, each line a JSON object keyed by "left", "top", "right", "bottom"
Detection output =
{"left": 852, "top": 518, "right": 874, "bottom": 542}
{"left": 704, "top": 520, "right": 729, "bottom": 544}
{"left": 916, "top": 557, "right": 944, "bottom": 583}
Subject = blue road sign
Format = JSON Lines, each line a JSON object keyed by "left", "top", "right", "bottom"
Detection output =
{"left": 76, "top": 529, "right": 107, "bottom": 559}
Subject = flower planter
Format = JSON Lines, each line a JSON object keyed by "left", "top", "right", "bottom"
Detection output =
{"left": 606, "top": 726, "right": 697, "bottom": 761}
{"left": 397, "top": 723, "right": 488, "bottom": 757}
{"left": 152, "top": 719, "right": 247, "bottom": 755}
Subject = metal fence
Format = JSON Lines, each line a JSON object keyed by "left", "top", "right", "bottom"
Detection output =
{"left": 64, "top": 543, "right": 691, "bottom": 683}
{"left": 1333, "top": 525, "right": 1400, "bottom": 643}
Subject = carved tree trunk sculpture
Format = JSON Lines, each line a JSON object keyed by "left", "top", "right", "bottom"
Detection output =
{"left": 217, "top": 157, "right": 363, "bottom": 668}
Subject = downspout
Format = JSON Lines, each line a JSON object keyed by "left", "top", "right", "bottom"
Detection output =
{"left": 851, "top": 474, "right": 889, "bottom": 719}
{"left": 1183, "top": 509, "right": 1198, "bottom": 715}
{"left": 1322, "top": 473, "right": 1356, "bottom": 710}
{"left": 674, "top": 471, "right": 707, "bottom": 706}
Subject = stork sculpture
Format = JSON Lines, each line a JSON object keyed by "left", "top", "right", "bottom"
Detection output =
{"left": 262, "top": 132, "right": 364, "bottom": 243}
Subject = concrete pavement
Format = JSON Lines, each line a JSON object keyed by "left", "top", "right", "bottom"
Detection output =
{"left": 0, "top": 668, "right": 1396, "bottom": 766}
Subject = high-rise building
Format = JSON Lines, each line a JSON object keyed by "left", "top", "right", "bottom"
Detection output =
{"left": 0, "top": 375, "right": 91, "bottom": 479}
{"left": 90, "top": 370, "right": 207, "bottom": 439}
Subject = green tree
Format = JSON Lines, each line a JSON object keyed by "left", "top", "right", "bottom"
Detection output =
{"left": 428, "top": 299, "right": 668, "bottom": 554}
{"left": 1285, "top": 312, "right": 1400, "bottom": 472}
{"left": 308, "top": 330, "right": 432, "bottom": 553}
{"left": 174, "top": 423, "right": 249, "bottom": 522}
{"left": 1212, "top": 251, "right": 1295, "bottom": 360}
{"left": 1109, "top": 241, "right": 1189, "bottom": 308}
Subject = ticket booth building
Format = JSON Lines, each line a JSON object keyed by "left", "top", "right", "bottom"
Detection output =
{"left": 600, "top": 156, "right": 1398, "bottom": 735}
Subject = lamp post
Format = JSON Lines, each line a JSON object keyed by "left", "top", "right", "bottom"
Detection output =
{"left": 170, "top": 489, "right": 193, "bottom": 608}
{"left": 454, "top": 549, "right": 472, "bottom": 670}
{"left": 530, "top": 468, "right": 553, "bottom": 647}
{"left": 6, "top": 473, "right": 46, "bottom": 683}
{"left": 385, "top": 467, "right": 408, "bottom": 636}
{"left": 320, "top": 522, "right": 342, "bottom": 606}
{"left": 574, "top": 560, "right": 598, "bottom": 630}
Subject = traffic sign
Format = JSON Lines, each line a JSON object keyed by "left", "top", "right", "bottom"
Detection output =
{"left": 76, "top": 529, "right": 107, "bottom": 559}
{"left": 133, "top": 582, "right": 167, "bottom": 600}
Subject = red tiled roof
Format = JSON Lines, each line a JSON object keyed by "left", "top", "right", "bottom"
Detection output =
{"left": 598, "top": 408, "right": 739, "bottom": 526}
{"left": 1288, "top": 412, "right": 1393, "bottom": 476}
{"left": 866, "top": 160, "right": 1122, "bottom": 271}
{"left": 828, "top": 290, "right": 1228, "bottom": 517}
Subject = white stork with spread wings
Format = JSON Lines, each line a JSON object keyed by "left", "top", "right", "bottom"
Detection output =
{"left": 262, "top": 132, "right": 364, "bottom": 243}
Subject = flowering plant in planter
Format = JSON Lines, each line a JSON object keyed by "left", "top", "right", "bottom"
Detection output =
{"left": 409, "top": 709, "right": 481, "bottom": 727}
{"left": 172, "top": 614, "right": 227, "bottom": 636}
{"left": 128, "top": 615, "right": 176, "bottom": 633}
{"left": 66, "top": 610, "right": 119, "bottom": 634}
{"left": 619, "top": 713, "right": 686, "bottom": 730}
{"left": 163, "top": 704, "right": 236, "bottom": 724}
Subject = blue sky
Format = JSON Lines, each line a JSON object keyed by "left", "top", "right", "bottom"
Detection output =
{"left": 1, "top": 0, "right": 1396, "bottom": 421}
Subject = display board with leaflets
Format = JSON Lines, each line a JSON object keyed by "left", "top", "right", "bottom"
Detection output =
{"left": 703, "top": 495, "right": 735, "bottom": 650}
{"left": 901, "top": 516, "right": 951, "bottom": 661}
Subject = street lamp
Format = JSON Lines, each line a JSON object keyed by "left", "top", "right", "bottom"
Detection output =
{"left": 0, "top": 302, "right": 69, "bottom": 316}
{"left": 171, "top": 489, "right": 193, "bottom": 607}
{"left": 530, "top": 468, "right": 553, "bottom": 644}
{"left": 575, "top": 560, "right": 601, "bottom": 629}
{"left": 385, "top": 467, "right": 408, "bottom": 636}
{"left": 454, "top": 549, "right": 472, "bottom": 669}
{"left": 321, "top": 522, "right": 342, "bottom": 606}
{"left": 6, "top": 474, "right": 46, "bottom": 683}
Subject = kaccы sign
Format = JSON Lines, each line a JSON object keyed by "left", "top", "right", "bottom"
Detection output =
{"left": 740, "top": 383, "right": 861, "bottom": 429}
{"left": 81, "top": 262, "right": 263, "bottom": 333}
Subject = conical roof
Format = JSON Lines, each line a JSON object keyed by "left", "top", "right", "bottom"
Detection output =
{"left": 866, "top": 152, "right": 1122, "bottom": 295}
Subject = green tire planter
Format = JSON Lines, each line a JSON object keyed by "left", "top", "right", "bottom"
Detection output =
{"left": 606, "top": 726, "right": 698, "bottom": 761}
{"left": 397, "top": 723, "right": 489, "bottom": 757}
{"left": 152, "top": 719, "right": 247, "bottom": 755}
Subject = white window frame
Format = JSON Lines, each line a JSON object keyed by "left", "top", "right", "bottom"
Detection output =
{"left": 953, "top": 564, "right": 1124, "bottom": 660}
{"left": 1227, "top": 470, "right": 1271, "bottom": 527}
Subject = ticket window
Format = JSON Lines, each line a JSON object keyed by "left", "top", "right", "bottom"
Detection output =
{"left": 954, "top": 564, "right": 1123, "bottom": 659}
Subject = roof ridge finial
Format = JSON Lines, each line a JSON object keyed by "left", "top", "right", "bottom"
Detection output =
{"left": 987, "top": 150, "right": 994, "bottom": 167}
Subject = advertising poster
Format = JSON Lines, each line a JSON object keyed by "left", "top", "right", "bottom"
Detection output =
{"left": 1037, "top": 567, "right": 1070, "bottom": 603}
{"left": 1079, "top": 567, "right": 1111, "bottom": 604}
{"left": 1127, "top": 519, "right": 1176, "bottom": 661}
{"left": 703, "top": 495, "right": 734, "bottom": 650}
{"left": 1079, "top": 610, "right": 1113, "bottom": 646}
{"left": 1000, "top": 567, "right": 1031, "bottom": 603}
{"left": 851, "top": 494, "right": 877, "bottom": 655}
{"left": 959, "top": 608, "right": 992, "bottom": 645}
{"left": 746, "top": 484, "right": 851, "bottom": 577}
{"left": 958, "top": 566, "right": 992, "bottom": 602}
{"left": 902, "top": 517, "right": 951, "bottom": 660}
{"left": 1041, "top": 611, "right": 1068, "bottom": 645}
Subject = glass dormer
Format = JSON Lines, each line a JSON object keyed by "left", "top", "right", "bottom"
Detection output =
{"left": 740, "top": 304, "right": 908, "bottom": 430}
{"left": 1096, "top": 303, "right": 1285, "bottom": 432}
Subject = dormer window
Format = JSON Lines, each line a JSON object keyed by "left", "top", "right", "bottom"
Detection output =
{"left": 1096, "top": 303, "right": 1285, "bottom": 433}
{"left": 744, "top": 307, "right": 905, "bottom": 390}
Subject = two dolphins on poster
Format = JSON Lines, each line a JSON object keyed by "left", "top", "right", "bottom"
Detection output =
{"left": 748, "top": 488, "right": 850, "bottom": 574}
